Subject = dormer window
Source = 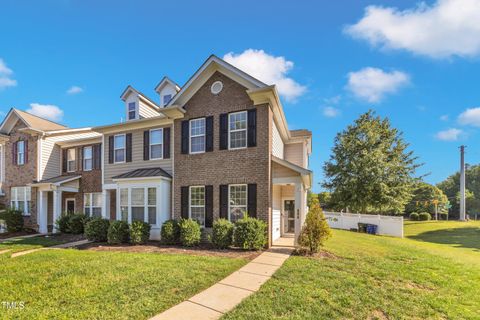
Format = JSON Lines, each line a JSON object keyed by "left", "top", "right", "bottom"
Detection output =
{"left": 128, "top": 102, "right": 137, "bottom": 120}
{"left": 163, "top": 94, "right": 172, "bottom": 106}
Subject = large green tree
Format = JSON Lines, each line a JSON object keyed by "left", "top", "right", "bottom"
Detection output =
{"left": 404, "top": 182, "right": 448, "bottom": 215}
{"left": 323, "top": 110, "right": 420, "bottom": 214}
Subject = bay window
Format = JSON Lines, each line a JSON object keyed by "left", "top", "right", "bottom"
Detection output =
{"left": 118, "top": 186, "right": 159, "bottom": 226}
{"left": 131, "top": 188, "right": 145, "bottom": 222}
{"left": 150, "top": 129, "right": 163, "bottom": 159}
{"left": 229, "top": 184, "right": 247, "bottom": 222}
{"left": 228, "top": 111, "right": 247, "bottom": 149}
{"left": 190, "top": 118, "right": 205, "bottom": 153}
{"left": 84, "top": 193, "right": 102, "bottom": 217}
{"left": 11, "top": 186, "right": 31, "bottom": 215}
{"left": 148, "top": 188, "right": 157, "bottom": 225}
{"left": 189, "top": 186, "right": 205, "bottom": 226}
{"left": 120, "top": 188, "right": 128, "bottom": 221}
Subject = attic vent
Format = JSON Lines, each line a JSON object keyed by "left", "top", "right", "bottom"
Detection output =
{"left": 211, "top": 81, "right": 223, "bottom": 95}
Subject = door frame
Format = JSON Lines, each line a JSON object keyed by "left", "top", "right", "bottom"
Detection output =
{"left": 281, "top": 197, "right": 295, "bottom": 235}
{"left": 65, "top": 198, "right": 76, "bottom": 214}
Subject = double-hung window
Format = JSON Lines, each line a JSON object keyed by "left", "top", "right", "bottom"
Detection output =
{"left": 147, "top": 188, "right": 157, "bottom": 225}
{"left": 120, "top": 188, "right": 128, "bottom": 222}
{"left": 114, "top": 135, "right": 126, "bottom": 163}
{"left": 131, "top": 188, "right": 145, "bottom": 222}
{"left": 229, "top": 184, "right": 247, "bottom": 222}
{"left": 11, "top": 186, "right": 31, "bottom": 215}
{"left": 17, "top": 141, "right": 25, "bottom": 165}
{"left": 67, "top": 148, "right": 76, "bottom": 172}
{"left": 84, "top": 193, "right": 102, "bottom": 217}
{"left": 228, "top": 111, "right": 247, "bottom": 149}
{"left": 190, "top": 118, "right": 205, "bottom": 153}
{"left": 83, "top": 146, "right": 92, "bottom": 171}
{"left": 118, "top": 187, "right": 158, "bottom": 226}
{"left": 189, "top": 186, "right": 205, "bottom": 226}
{"left": 128, "top": 102, "right": 137, "bottom": 120}
{"left": 150, "top": 129, "right": 163, "bottom": 159}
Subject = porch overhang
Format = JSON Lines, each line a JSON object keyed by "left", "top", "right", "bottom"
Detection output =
{"left": 112, "top": 167, "right": 172, "bottom": 183}
{"left": 271, "top": 156, "right": 312, "bottom": 189}
{"left": 29, "top": 175, "right": 81, "bottom": 192}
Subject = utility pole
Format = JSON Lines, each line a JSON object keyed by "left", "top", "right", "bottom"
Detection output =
{"left": 460, "top": 145, "right": 466, "bottom": 221}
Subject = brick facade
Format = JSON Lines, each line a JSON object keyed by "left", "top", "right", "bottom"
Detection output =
{"left": 173, "top": 71, "right": 273, "bottom": 245}
{"left": 4, "top": 120, "right": 39, "bottom": 229}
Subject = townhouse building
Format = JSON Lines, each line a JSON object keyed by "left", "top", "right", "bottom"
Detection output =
{"left": 0, "top": 55, "right": 312, "bottom": 246}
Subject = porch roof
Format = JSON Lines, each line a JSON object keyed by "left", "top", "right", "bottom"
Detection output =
{"left": 272, "top": 156, "right": 313, "bottom": 189}
{"left": 112, "top": 167, "right": 172, "bottom": 181}
{"left": 31, "top": 175, "right": 81, "bottom": 186}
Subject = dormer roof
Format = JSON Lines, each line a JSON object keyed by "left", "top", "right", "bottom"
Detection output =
{"left": 154, "top": 76, "right": 181, "bottom": 94}
{"left": 120, "top": 85, "right": 161, "bottom": 112}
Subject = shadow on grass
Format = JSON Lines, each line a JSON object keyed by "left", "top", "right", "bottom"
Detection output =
{"left": 0, "top": 236, "right": 62, "bottom": 248}
{"left": 408, "top": 227, "right": 480, "bottom": 251}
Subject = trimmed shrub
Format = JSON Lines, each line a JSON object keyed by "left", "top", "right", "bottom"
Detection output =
{"left": 298, "top": 198, "right": 332, "bottom": 254}
{"left": 161, "top": 219, "right": 180, "bottom": 244}
{"left": 85, "top": 218, "right": 110, "bottom": 242}
{"left": 419, "top": 212, "right": 432, "bottom": 221}
{"left": 233, "top": 217, "right": 267, "bottom": 250}
{"left": 409, "top": 212, "right": 419, "bottom": 221}
{"left": 56, "top": 214, "right": 71, "bottom": 233}
{"left": 67, "top": 214, "right": 87, "bottom": 234}
{"left": 210, "top": 219, "right": 234, "bottom": 249}
{"left": 3, "top": 209, "right": 24, "bottom": 232}
{"left": 130, "top": 221, "right": 151, "bottom": 245}
{"left": 179, "top": 218, "right": 201, "bottom": 247}
{"left": 108, "top": 220, "right": 130, "bottom": 244}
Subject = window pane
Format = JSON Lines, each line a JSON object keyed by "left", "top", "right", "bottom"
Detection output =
{"left": 84, "top": 159, "right": 92, "bottom": 170}
{"left": 163, "top": 94, "right": 172, "bottom": 105}
{"left": 92, "top": 193, "right": 103, "bottom": 207}
{"left": 191, "top": 207, "right": 205, "bottom": 226}
{"left": 17, "top": 187, "right": 25, "bottom": 200}
{"left": 148, "top": 207, "right": 157, "bottom": 225}
{"left": 230, "top": 130, "right": 247, "bottom": 149}
{"left": 148, "top": 188, "right": 156, "bottom": 205}
{"left": 84, "top": 193, "right": 91, "bottom": 206}
{"left": 151, "top": 144, "right": 163, "bottom": 159}
{"left": 18, "top": 201, "right": 25, "bottom": 213}
{"left": 120, "top": 189, "right": 128, "bottom": 206}
{"left": 131, "top": 188, "right": 144, "bottom": 206}
{"left": 84, "top": 207, "right": 91, "bottom": 217}
{"left": 132, "top": 207, "right": 144, "bottom": 222}
{"left": 83, "top": 146, "right": 92, "bottom": 159}
{"left": 128, "top": 102, "right": 136, "bottom": 111}
{"left": 229, "top": 112, "right": 247, "bottom": 130}
{"left": 121, "top": 207, "right": 128, "bottom": 221}
{"left": 11, "top": 188, "right": 17, "bottom": 201}
{"left": 17, "top": 141, "right": 24, "bottom": 153}
{"left": 190, "top": 136, "right": 205, "bottom": 153}
{"left": 190, "top": 118, "right": 205, "bottom": 136}
{"left": 230, "top": 207, "right": 245, "bottom": 223}
{"left": 190, "top": 187, "right": 205, "bottom": 206}
{"left": 92, "top": 208, "right": 102, "bottom": 217}
{"left": 25, "top": 187, "right": 31, "bottom": 201}
{"left": 230, "top": 185, "right": 247, "bottom": 206}
{"left": 150, "top": 129, "right": 163, "bottom": 145}
{"left": 67, "top": 148, "right": 76, "bottom": 161}
{"left": 115, "top": 149, "right": 125, "bottom": 162}
{"left": 114, "top": 135, "right": 125, "bottom": 149}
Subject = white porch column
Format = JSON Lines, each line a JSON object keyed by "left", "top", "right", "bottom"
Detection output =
{"left": 37, "top": 190, "right": 48, "bottom": 234}
{"left": 102, "top": 189, "right": 110, "bottom": 219}
{"left": 52, "top": 189, "right": 62, "bottom": 233}
{"left": 294, "top": 183, "right": 306, "bottom": 245}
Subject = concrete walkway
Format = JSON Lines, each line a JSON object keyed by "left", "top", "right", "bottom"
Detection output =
{"left": 0, "top": 249, "right": 11, "bottom": 255}
{"left": 150, "top": 238, "right": 295, "bottom": 320}
{"left": 0, "top": 233, "right": 45, "bottom": 243}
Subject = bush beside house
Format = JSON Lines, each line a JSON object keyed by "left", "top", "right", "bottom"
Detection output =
{"left": 179, "top": 218, "right": 201, "bottom": 247}
{"left": 85, "top": 218, "right": 110, "bottom": 242}
{"left": 108, "top": 221, "right": 129, "bottom": 244}
{"left": 210, "top": 219, "right": 234, "bottom": 249}
{"left": 160, "top": 219, "right": 180, "bottom": 244}
{"left": 2, "top": 209, "right": 24, "bottom": 232}
{"left": 233, "top": 217, "right": 267, "bottom": 250}
{"left": 130, "top": 221, "right": 151, "bottom": 245}
{"left": 298, "top": 198, "right": 332, "bottom": 254}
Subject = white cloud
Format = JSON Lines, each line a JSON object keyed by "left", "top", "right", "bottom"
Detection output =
{"left": 26, "top": 103, "right": 64, "bottom": 121}
{"left": 346, "top": 67, "right": 409, "bottom": 103}
{"left": 223, "top": 49, "right": 306, "bottom": 102}
{"left": 67, "top": 86, "right": 83, "bottom": 95}
{"left": 0, "top": 59, "right": 17, "bottom": 90}
{"left": 440, "top": 114, "right": 449, "bottom": 121}
{"left": 458, "top": 107, "right": 480, "bottom": 127}
{"left": 323, "top": 106, "right": 340, "bottom": 118}
{"left": 323, "top": 95, "right": 341, "bottom": 105}
{"left": 435, "top": 128, "right": 463, "bottom": 141}
{"left": 345, "top": 0, "right": 480, "bottom": 59}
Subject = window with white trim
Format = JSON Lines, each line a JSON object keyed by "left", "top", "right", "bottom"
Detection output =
{"left": 163, "top": 94, "right": 172, "bottom": 106}
{"left": 229, "top": 184, "right": 247, "bottom": 222}
{"left": 84, "top": 193, "right": 102, "bottom": 217}
{"left": 190, "top": 118, "right": 205, "bottom": 153}
{"left": 83, "top": 146, "right": 92, "bottom": 171}
{"left": 114, "top": 134, "right": 126, "bottom": 163}
{"left": 189, "top": 186, "right": 205, "bottom": 226}
{"left": 67, "top": 148, "right": 76, "bottom": 172}
{"left": 11, "top": 186, "right": 31, "bottom": 215}
{"left": 17, "top": 141, "right": 25, "bottom": 165}
{"left": 150, "top": 129, "right": 163, "bottom": 159}
{"left": 118, "top": 187, "right": 159, "bottom": 226}
{"left": 228, "top": 111, "right": 247, "bottom": 149}
{"left": 128, "top": 102, "right": 137, "bottom": 120}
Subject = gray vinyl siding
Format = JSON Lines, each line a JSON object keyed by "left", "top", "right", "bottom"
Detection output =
{"left": 103, "top": 126, "right": 173, "bottom": 184}
{"left": 139, "top": 101, "right": 160, "bottom": 119}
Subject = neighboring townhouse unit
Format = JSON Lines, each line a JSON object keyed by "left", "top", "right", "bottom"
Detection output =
{"left": 0, "top": 55, "right": 312, "bottom": 247}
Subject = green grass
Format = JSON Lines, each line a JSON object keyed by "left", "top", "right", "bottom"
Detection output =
{"left": 224, "top": 221, "right": 480, "bottom": 320}
{"left": 0, "top": 236, "right": 65, "bottom": 254}
{"left": 0, "top": 250, "right": 246, "bottom": 319}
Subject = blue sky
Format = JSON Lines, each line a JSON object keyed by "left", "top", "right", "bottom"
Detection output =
{"left": 1, "top": 0, "right": 480, "bottom": 192}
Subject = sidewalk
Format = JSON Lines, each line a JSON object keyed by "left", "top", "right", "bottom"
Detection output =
{"left": 150, "top": 239, "right": 294, "bottom": 320}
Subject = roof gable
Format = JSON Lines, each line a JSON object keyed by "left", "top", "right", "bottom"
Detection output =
{"left": 0, "top": 108, "right": 68, "bottom": 134}
{"left": 154, "top": 76, "right": 180, "bottom": 94}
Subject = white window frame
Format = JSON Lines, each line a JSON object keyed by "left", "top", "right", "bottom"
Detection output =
{"left": 117, "top": 186, "right": 160, "bottom": 227}
{"left": 163, "top": 94, "right": 172, "bottom": 106}
{"left": 228, "top": 111, "right": 248, "bottom": 150}
{"left": 127, "top": 102, "right": 137, "bottom": 120}
{"left": 114, "top": 134, "right": 126, "bottom": 164}
{"left": 83, "top": 146, "right": 93, "bottom": 171}
{"left": 67, "top": 148, "right": 76, "bottom": 172}
{"left": 189, "top": 186, "right": 205, "bottom": 227}
{"left": 149, "top": 128, "right": 163, "bottom": 160}
{"left": 17, "top": 141, "right": 25, "bottom": 165}
{"left": 189, "top": 118, "right": 206, "bottom": 154}
{"left": 10, "top": 186, "right": 31, "bottom": 216}
{"left": 83, "top": 193, "right": 102, "bottom": 217}
{"left": 228, "top": 184, "right": 247, "bottom": 222}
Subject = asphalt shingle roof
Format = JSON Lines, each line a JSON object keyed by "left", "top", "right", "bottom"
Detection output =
{"left": 112, "top": 168, "right": 172, "bottom": 180}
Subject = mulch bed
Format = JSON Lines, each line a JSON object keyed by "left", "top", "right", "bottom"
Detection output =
{"left": 78, "top": 242, "right": 263, "bottom": 260}
{"left": 0, "top": 230, "right": 37, "bottom": 240}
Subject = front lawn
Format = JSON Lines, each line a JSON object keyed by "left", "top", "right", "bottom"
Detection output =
{"left": 224, "top": 222, "right": 480, "bottom": 319}
{"left": 0, "top": 249, "right": 246, "bottom": 319}
{"left": 0, "top": 236, "right": 65, "bottom": 254}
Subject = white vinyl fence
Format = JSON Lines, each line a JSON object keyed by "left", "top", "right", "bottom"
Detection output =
{"left": 324, "top": 212, "right": 404, "bottom": 238}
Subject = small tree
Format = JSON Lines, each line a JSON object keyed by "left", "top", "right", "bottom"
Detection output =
{"left": 298, "top": 198, "right": 332, "bottom": 254}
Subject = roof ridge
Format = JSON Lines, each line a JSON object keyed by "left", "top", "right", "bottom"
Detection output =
{"left": 14, "top": 108, "right": 68, "bottom": 129}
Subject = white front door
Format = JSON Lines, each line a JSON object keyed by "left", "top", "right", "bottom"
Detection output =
{"left": 283, "top": 200, "right": 295, "bottom": 234}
